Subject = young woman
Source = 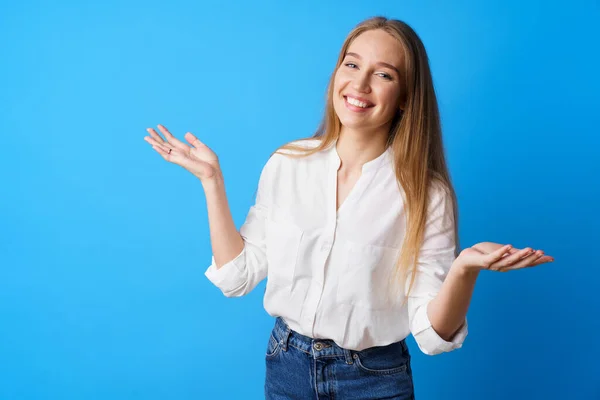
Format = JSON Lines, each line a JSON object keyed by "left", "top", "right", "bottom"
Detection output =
{"left": 144, "top": 16, "right": 553, "bottom": 400}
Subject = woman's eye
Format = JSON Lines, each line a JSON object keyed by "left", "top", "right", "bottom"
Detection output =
{"left": 344, "top": 63, "right": 392, "bottom": 80}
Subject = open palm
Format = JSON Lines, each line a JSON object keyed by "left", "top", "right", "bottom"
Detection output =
{"left": 143, "top": 124, "right": 220, "bottom": 181}
{"left": 459, "top": 242, "right": 554, "bottom": 272}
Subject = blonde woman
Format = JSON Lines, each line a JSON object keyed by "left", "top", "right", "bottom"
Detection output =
{"left": 144, "top": 16, "right": 553, "bottom": 400}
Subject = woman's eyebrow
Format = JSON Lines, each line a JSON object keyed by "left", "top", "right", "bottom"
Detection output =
{"left": 345, "top": 52, "right": 400, "bottom": 75}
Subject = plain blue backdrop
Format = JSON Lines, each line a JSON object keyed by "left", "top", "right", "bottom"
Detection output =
{"left": 1, "top": 0, "right": 598, "bottom": 399}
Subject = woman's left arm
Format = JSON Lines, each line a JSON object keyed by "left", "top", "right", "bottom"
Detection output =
{"left": 426, "top": 262, "right": 479, "bottom": 341}
{"left": 427, "top": 243, "right": 554, "bottom": 341}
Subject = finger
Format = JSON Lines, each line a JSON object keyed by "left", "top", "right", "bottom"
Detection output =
{"left": 531, "top": 255, "right": 554, "bottom": 265}
{"left": 499, "top": 251, "right": 546, "bottom": 271}
{"left": 525, "top": 257, "right": 552, "bottom": 268}
{"left": 152, "top": 144, "right": 166, "bottom": 154}
{"left": 492, "top": 244, "right": 513, "bottom": 257}
{"left": 152, "top": 144, "right": 176, "bottom": 161}
{"left": 146, "top": 136, "right": 174, "bottom": 155}
{"left": 484, "top": 245, "right": 512, "bottom": 269}
{"left": 144, "top": 135, "right": 168, "bottom": 150}
{"left": 500, "top": 247, "right": 520, "bottom": 258}
{"left": 489, "top": 246, "right": 533, "bottom": 271}
{"left": 157, "top": 124, "right": 190, "bottom": 151}
{"left": 503, "top": 254, "right": 554, "bottom": 270}
{"left": 152, "top": 141, "right": 187, "bottom": 160}
{"left": 503, "top": 247, "right": 535, "bottom": 265}
{"left": 146, "top": 128, "right": 166, "bottom": 144}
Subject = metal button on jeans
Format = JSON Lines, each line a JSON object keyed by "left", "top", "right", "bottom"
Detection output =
{"left": 313, "top": 342, "right": 323, "bottom": 351}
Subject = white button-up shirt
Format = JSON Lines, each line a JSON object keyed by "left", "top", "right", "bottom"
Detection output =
{"left": 205, "top": 139, "right": 468, "bottom": 355}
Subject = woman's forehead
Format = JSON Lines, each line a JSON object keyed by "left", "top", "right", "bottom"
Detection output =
{"left": 346, "top": 30, "right": 404, "bottom": 66}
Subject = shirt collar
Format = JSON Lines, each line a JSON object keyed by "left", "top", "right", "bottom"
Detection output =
{"left": 327, "top": 138, "right": 393, "bottom": 173}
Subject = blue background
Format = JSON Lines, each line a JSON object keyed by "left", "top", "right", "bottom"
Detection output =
{"left": 1, "top": 0, "right": 598, "bottom": 399}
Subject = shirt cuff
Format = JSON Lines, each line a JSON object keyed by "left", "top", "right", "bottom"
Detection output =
{"left": 204, "top": 248, "right": 247, "bottom": 296}
{"left": 412, "top": 303, "right": 469, "bottom": 355}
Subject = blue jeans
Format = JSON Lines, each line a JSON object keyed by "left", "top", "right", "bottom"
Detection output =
{"left": 265, "top": 317, "right": 415, "bottom": 399}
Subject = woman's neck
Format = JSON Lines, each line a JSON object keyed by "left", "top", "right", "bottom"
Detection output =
{"left": 335, "top": 127, "right": 389, "bottom": 172}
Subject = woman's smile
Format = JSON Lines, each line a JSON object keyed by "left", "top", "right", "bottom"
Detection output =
{"left": 343, "top": 95, "right": 375, "bottom": 113}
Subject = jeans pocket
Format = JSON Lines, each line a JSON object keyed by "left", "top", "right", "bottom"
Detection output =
{"left": 266, "top": 333, "right": 282, "bottom": 359}
{"left": 352, "top": 342, "right": 410, "bottom": 376}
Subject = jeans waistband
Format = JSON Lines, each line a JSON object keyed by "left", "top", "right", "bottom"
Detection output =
{"left": 271, "top": 316, "right": 407, "bottom": 365}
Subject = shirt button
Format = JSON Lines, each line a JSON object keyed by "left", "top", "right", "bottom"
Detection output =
{"left": 321, "top": 241, "right": 332, "bottom": 252}
{"left": 314, "top": 342, "right": 323, "bottom": 351}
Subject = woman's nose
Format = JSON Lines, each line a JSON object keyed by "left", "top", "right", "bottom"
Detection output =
{"left": 352, "top": 72, "right": 371, "bottom": 93}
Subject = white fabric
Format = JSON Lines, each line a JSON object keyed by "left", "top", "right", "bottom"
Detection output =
{"left": 205, "top": 138, "right": 467, "bottom": 354}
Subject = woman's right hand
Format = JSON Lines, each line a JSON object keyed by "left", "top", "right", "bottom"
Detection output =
{"left": 144, "top": 124, "right": 221, "bottom": 182}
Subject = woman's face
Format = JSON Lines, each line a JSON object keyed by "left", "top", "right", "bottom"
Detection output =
{"left": 332, "top": 29, "right": 404, "bottom": 134}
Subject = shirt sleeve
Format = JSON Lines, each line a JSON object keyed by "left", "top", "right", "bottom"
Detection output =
{"left": 204, "top": 156, "right": 273, "bottom": 297}
{"left": 406, "top": 183, "right": 468, "bottom": 355}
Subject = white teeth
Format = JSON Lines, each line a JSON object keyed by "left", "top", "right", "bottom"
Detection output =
{"left": 346, "top": 96, "right": 369, "bottom": 108}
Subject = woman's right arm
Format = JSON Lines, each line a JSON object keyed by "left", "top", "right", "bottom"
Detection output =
{"left": 201, "top": 173, "right": 244, "bottom": 270}
{"left": 202, "top": 162, "right": 271, "bottom": 297}
{"left": 144, "top": 124, "right": 270, "bottom": 297}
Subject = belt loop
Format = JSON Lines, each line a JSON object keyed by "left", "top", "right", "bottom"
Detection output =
{"left": 281, "top": 326, "right": 291, "bottom": 351}
{"left": 344, "top": 348, "right": 355, "bottom": 364}
{"left": 278, "top": 318, "right": 292, "bottom": 352}
{"left": 400, "top": 339, "right": 408, "bottom": 353}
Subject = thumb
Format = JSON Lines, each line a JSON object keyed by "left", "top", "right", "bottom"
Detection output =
{"left": 185, "top": 132, "right": 207, "bottom": 149}
{"left": 489, "top": 244, "right": 512, "bottom": 262}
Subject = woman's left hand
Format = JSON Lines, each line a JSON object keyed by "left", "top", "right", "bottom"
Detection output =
{"left": 456, "top": 242, "right": 554, "bottom": 273}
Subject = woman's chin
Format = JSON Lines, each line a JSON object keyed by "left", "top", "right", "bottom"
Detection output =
{"left": 339, "top": 117, "right": 372, "bottom": 131}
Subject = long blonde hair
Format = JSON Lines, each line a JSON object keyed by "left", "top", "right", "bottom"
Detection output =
{"left": 272, "top": 16, "right": 460, "bottom": 298}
